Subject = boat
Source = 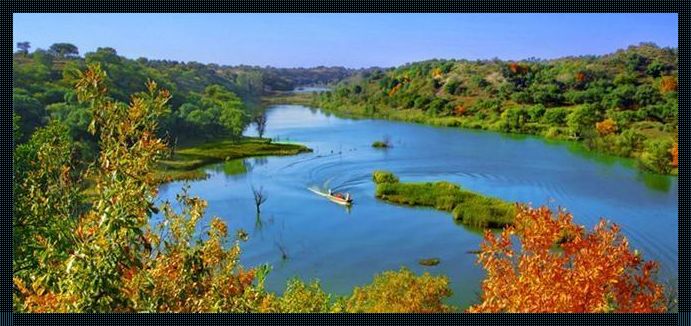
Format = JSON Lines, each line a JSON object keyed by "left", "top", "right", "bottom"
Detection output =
{"left": 308, "top": 187, "right": 353, "bottom": 206}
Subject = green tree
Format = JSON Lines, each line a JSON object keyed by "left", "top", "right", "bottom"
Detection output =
{"left": 16, "top": 41, "right": 31, "bottom": 55}
{"left": 567, "top": 104, "right": 600, "bottom": 139}
{"left": 639, "top": 138, "right": 674, "bottom": 174}
{"left": 49, "top": 43, "right": 79, "bottom": 58}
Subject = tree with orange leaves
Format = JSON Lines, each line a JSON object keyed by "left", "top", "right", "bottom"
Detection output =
{"left": 660, "top": 76, "right": 678, "bottom": 93}
{"left": 671, "top": 141, "right": 678, "bottom": 168}
{"left": 596, "top": 118, "right": 617, "bottom": 136}
{"left": 468, "top": 205, "right": 666, "bottom": 313}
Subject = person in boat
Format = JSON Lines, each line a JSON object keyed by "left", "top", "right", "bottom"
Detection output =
{"left": 328, "top": 189, "right": 333, "bottom": 196}
{"left": 345, "top": 193, "right": 351, "bottom": 201}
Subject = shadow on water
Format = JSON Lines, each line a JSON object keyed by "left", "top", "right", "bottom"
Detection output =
{"left": 636, "top": 172, "right": 673, "bottom": 193}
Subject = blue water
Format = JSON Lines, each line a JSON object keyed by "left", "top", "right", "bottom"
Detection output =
{"left": 157, "top": 105, "right": 678, "bottom": 308}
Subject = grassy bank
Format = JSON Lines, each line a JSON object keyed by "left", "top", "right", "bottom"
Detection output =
{"left": 261, "top": 91, "right": 316, "bottom": 106}
{"left": 155, "top": 137, "right": 312, "bottom": 183}
{"left": 372, "top": 171, "right": 515, "bottom": 228}
{"left": 316, "top": 100, "right": 677, "bottom": 176}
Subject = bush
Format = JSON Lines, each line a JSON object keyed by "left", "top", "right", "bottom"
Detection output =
{"left": 543, "top": 107, "right": 570, "bottom": 125}
{"left": 345, "top": 268, "right": 453, "bottom": 313}
{"left": 372, "top": 170, "right": 399, "bottom": 184}
{"left": 638, "top": 138, "right": 674, "bottom": 174}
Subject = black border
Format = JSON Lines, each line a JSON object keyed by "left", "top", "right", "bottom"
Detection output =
{"left": 5, "top": 1, "right": 688, "bottom": 325}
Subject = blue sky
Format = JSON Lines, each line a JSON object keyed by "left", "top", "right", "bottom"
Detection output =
{"left": 13, "top": 13, "right": 677, "bottom": 68}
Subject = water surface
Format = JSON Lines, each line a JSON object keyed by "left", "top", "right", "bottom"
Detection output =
{"left": 157, "top": 105, "right": 678, "bottom": 308}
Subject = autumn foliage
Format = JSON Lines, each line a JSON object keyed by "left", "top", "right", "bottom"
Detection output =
{"left": 596, "top": 118, "right": 617, "bottom": 136}
{"left": 13, "top": 64, "right": 455, "bottom": 313}
{"left": 508, "top": 63, "right": 529, "bottom": 74}
{"left": 468, "top": 205, "right": 665, "bottom": 313}
{"left": 660, "top": 76, "right": 678, "bottom": 93}
{"left": 672, "top": 141, "right": 678, "bottom": 168}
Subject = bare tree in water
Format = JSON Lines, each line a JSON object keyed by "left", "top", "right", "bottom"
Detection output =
{"left": 252, "top": 185, "right": 268, "bottom": 214}
{"left": 253, "top": 112, "right": 267, "bottom": 139}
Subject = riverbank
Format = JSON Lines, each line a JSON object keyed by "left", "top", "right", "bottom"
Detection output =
{"left": 309, "top": 99, "right": 678, "bottom": 177}
{"left": 372, "top": 171, "right": 515, "bottom": 228}
{"left": 261, "top": 91, "right": 316, "bottom": 106}
{"left": 155, "top": 137, "right": 312, "bottom": 183}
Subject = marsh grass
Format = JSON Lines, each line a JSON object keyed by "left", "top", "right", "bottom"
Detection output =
{"left": 373, "top": 171, "right": 515, "bottom": 228}
{"left": 156, "top": 137, "right": 311, "bottom": 182}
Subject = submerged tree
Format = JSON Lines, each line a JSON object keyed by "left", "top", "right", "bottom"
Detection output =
{"left": 252, "top": 185, "right": 268, "bottom": 214}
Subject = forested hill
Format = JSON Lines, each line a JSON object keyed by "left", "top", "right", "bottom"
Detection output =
{"left": 314, "top": 43, "right": 678, "bottom": 174}
{"left": 13, "top": 44, "right": 362, "bottom": 147}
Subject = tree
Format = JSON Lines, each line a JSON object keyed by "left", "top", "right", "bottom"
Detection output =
{"left": 596, "top": 118, "right": 617, "bottom": 136}
{"left": 660, "top": 76, "right": 678, "bottom": 94}
{"left": 16, "top": 41, "right": 31, "bottom": 55}
{"left": 567, "top": 104, "right": 600, "bottom": 139}
{"left": 469, "top": 205, "right": 665, "bottom": 313}
{"left": 253, "top": 112, "right": 268, "bottom": 139}
{"left": 672, "top": 141, "right": 678, "bottom": 168}
{"left": 49, "top": 43, "right": 79, "bottom": 58}
{"left": 252, "top": 185, "right": 268, "bottom": 214}
{"left": 639, "top": 138, "right": 675, "bottom": 174}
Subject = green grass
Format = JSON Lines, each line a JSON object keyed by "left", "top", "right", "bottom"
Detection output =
{"left": 261, "top": 92, "right": 316, "bottom": 106}
{"left": 372, "top": 171, "right": 515, "bottom": 228}
{"left": 156, "top": 137, "right": 312, "bottom": 183}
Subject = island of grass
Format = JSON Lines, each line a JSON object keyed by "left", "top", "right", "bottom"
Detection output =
{"left": 371, "top": 141, "right": 391, "bottom": 149}
{"left": 155, "top": 137, "right": 312, "bottom": 183}
{"left": 372, "top": 171, "right": 515, "bottom": 228}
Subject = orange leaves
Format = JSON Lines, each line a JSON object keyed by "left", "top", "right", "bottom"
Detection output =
{"left": 388, "top": 83, "right": 403, "bottom": 97}
{"left": 508, "top": 63, "right": 529, "bottom": 74}
{"left": 468, "top": 205, "right": 665, "bottom": 313}
{"left": 660, "top": 76, "right": 678, "bottom": 93}
{"left": 575, "top": 71, "right": 587, "bottom": 82}
{"left": 596, "top": 118, "right": 617, "bottom": 136}
{"left": 453, "top": 105, "right": 467, "bottom": 116}
{"left": 671, "top": 141, "right": 678, "bottom": 168}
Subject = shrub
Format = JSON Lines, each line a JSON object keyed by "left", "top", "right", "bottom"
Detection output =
{"left": 638, "top": 138, "right": 675, "bottom": 174}
{"left": 345, "top": 268, "right": 453, "bottom": 313}
{"left": 372, "top": 170, "right": 399, "bottom": 184}
{"left": 596, "top": 118, "right": 617, "bottom": 136}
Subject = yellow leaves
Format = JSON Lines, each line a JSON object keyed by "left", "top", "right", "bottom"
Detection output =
{"left": 596, "top": 118, "right": 617, "bottom": 136}
{"left": 344, "top": 268, "right": 453, "bottom": 313}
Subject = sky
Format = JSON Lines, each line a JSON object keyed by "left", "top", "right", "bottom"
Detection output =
{"left": 13, "top": 13, "right": 677, "bottom": 68}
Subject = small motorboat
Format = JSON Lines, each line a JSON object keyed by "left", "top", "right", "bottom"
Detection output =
{"left": 308, "top": 187, "right": 353, "bottom": 206}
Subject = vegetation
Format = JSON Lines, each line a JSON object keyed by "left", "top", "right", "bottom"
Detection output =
{"left": 13, "top": 43, "right": 359, "bottom": 157}
{"left": 13, "top": 51, "right": 672, "bottom": 313}
{"left": 156, "top": 137, "right": 311, "bottom": 183}
{"left": 418, "top": 258, "right": 441, "bottom": 266}
{"left": 373, "top": 171, "right": 515, "bottom": 228}
{"left": 372, "top": 135, "right": 392, "bottom": 148}
{"left": 469, "top": 205, "right": 667, "bottom": 312}
{"left": 13, "top": 64, "right": 456, "bottom": 313}
{"left": 315, "top": 43, "right": 678, "bottom": 175}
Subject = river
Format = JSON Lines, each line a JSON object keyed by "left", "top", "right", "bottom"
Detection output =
{"left": 157, "top": 104, "right": 678, "bottom": 308}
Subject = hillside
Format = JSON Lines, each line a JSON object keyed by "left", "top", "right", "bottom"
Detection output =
{"left": 314, "top": 43, "right": 678, "bottom": 174}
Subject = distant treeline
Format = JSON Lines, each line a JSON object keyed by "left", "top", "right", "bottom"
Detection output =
{"left": 13, "top": 42, "right": 366, "bottom": 153}
{"left": 315, "top": 43, "right": 678, "bottom": 174}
